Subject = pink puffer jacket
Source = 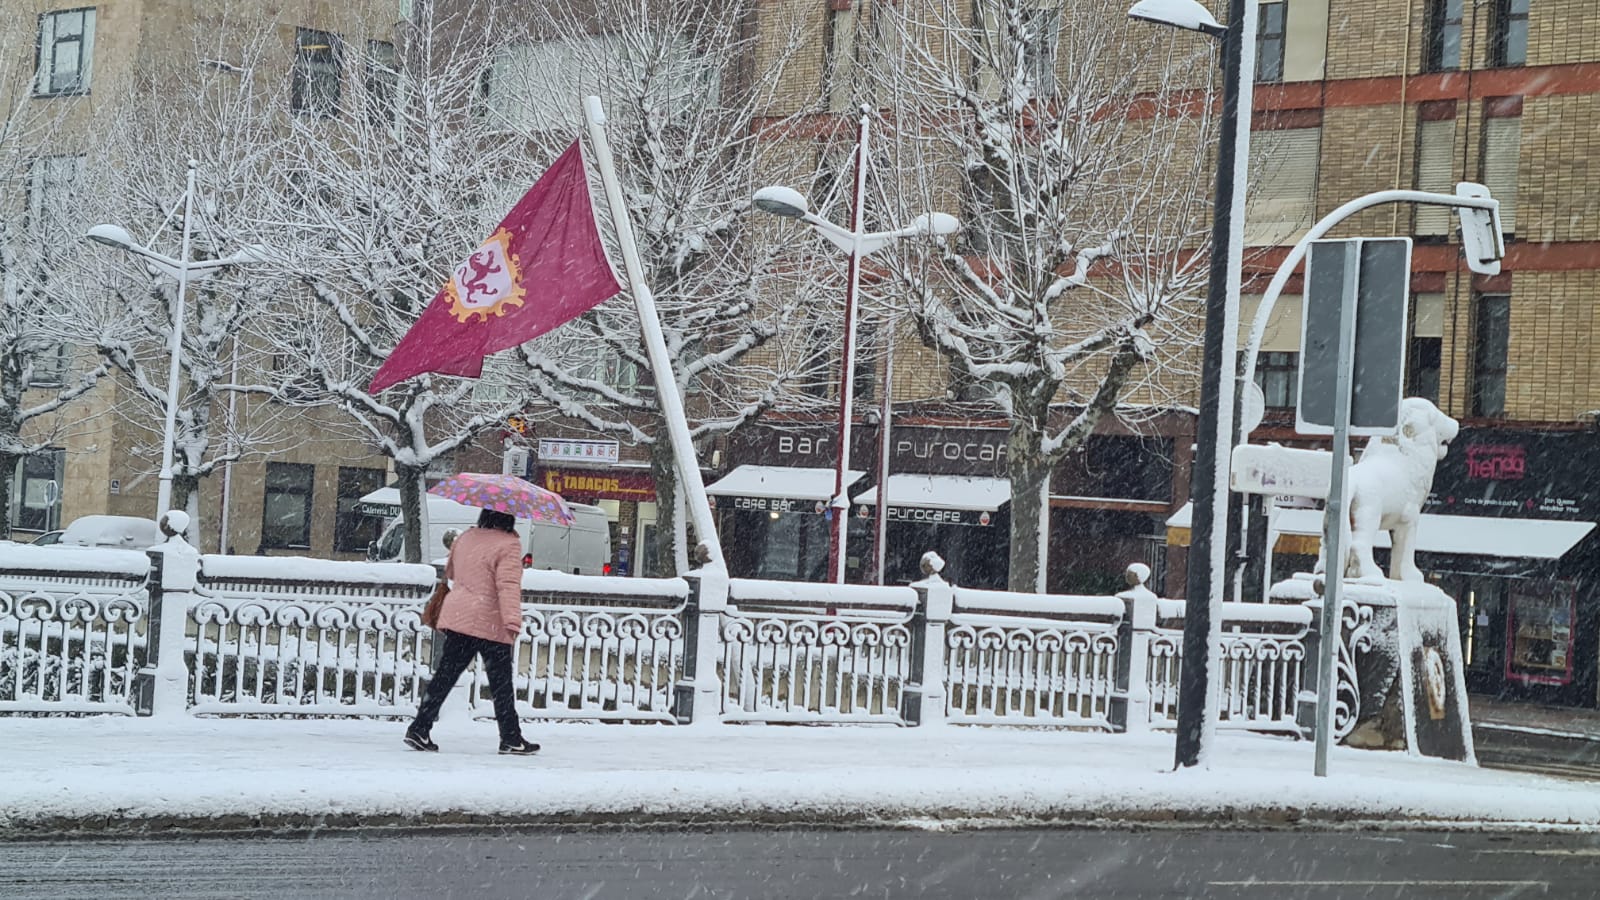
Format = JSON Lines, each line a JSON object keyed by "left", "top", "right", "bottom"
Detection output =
{"left": 436, "top": 527, "right": 524, "bottom": 644}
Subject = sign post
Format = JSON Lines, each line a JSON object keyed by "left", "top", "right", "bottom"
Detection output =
{"left": 1299, "top": 238, "right": 1410, "bottom": 776}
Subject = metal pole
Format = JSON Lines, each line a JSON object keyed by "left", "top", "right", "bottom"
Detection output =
{"left": 828, "top": 105, "right": 870, "bottom": 585}
{"left": 582, "top": 96, "right": 726, "bottom": 576}
{"left": 874, "top": 316, "right": 893, "bottom": 585}
{"left": 156, "top": 160, "right": 197, "bottom": 519}
{"left": 218, "top": 339, "right": 239, "bottom": 552}
{"left": 1175, "top": 0, "right": 1252, "bottom": 769}
{"left": 1314, "top": 241, "right": 1361, "bottom": 778}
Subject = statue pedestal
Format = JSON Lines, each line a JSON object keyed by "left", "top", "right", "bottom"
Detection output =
{"left": 1270, "top": 573, "right": 1475, "bottom": 763}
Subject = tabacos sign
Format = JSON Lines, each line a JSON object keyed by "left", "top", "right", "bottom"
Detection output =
{"left": 541, "top": 468, "right": 655, "bottom": 501}
{"left": 856, "top": 504, "right": 995, "bottom": 527}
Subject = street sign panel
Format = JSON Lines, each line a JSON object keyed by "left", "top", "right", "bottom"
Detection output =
{"left": 1296, "top": 238, "right": 1411, "bottom": 436}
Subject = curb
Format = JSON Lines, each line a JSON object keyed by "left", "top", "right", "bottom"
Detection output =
{"left": 6, "top": 804, "right": 1597, "bottom": 840}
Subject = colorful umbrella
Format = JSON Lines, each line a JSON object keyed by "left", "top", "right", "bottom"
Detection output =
{"left": 428, "top": 473, "right": 576, "bottom": 525}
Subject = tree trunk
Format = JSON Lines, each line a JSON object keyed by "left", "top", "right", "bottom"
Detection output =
{"left": 1006, "top": 416, "right": 1051, "bottom": 593}
{"left": 647, "top": 442, "right": 679, "bottom": 578}
{"left": 171, "top": 472, "right": 202, "bottom": 546}
{"left": 397, "top": 463, "right": 428, "bottom": 564}
{"left": 0, "top": 449, "right": 16, "bottom": 542}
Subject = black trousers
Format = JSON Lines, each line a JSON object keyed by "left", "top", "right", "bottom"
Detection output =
{"left": 412, "top": 629, "right": 524, "bottom": 744}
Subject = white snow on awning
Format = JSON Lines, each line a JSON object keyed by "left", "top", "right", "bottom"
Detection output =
{"left": 359, "top": 486, "right": 400, "bottom": 506}
{"left": 1272, "top": 509, "right": 1595, "bottom": 560}
{"left": 854, "top": 474, "right": 1011, "bottom": 511}
{"left": 1166, "top": 502, "right": 1192, "bottom": 530}
{"left": 704, "top": 465, "right": 864, "bottom": 501}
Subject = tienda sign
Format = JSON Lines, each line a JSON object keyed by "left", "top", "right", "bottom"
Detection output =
{"left": 1466, "top": 444, "right": 1526, "bottom": 481}
{"left": 541, "top": 468, "right": 655, "bottom": 501}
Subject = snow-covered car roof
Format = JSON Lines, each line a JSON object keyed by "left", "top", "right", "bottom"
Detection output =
{"left": 57, "top": 515, "right": 164, "bottom": 550}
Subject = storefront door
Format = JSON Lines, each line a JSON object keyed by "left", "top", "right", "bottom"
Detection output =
{"left": 1448, "top": 575, "right": 1506, "bottom": 693}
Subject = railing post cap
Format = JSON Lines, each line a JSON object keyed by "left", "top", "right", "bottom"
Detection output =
{"left": 159, "top": 509, "right": 191, "bottom": 541}
{"left": 919, "top": 551, "right": 945, "bottom": 577}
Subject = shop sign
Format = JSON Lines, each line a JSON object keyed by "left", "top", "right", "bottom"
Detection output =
{"left": 538, "top": 438, "right": 621, "bottom": 465}
{"left": 710, "top": 495, "right": 822, "bottom": 513}
{"left": 856, "top": 504, "right": 995, "bottom": 527}
{"left": 726, "top": 425, "right": 1010, "bottom": 477}
{"left": 541, "top": 467, "right": 654, "bottom": 501}
{"left": 1428, "top": 429, "right": 1599, "bottom": 520}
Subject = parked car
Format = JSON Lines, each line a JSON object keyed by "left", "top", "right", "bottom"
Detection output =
{"left": 30, "top": 530, "right": 63, "bottom": 546}
{"left": 55, "top": 515, "right": 163, "bottom": 550}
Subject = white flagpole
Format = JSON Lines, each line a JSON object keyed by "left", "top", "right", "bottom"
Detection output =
{"left": 581, "top": 96, "right": 727, "bottom": 578}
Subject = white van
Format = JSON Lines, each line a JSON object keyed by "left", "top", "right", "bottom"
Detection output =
{"left": 362, "top": 488, "right": 613, "bottom": 575}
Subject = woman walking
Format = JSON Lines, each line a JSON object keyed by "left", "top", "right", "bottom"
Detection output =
{"left": 405, "top": 508, "right": 539, "bottom": 755}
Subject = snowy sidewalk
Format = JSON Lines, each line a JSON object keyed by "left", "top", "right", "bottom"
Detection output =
{"left": 4, "top": 716, "right": 1600, "bottom": 834}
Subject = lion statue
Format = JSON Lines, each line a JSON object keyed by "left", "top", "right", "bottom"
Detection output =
{"left": 1316, "top": 397, "right": 1459, "bottom": 582}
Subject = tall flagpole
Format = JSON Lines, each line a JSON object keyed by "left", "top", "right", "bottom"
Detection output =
{"left": 581, "top": 96, "right": 726, "bottom": 578}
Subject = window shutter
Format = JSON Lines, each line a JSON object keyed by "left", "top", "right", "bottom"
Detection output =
{"left": 1481, "top": 117, "right": 1520, "bottom": 233}
{"left": 1414, "top": 119, "right": 1455, "bottom": 236}
{"left": 1246, "top": 128, "right": 1320, "bottom": 246}
{"left": 34, "top": 14, "right": 55, "bottom": 94}
{"left": 827, "top": 7, "right": 857, "bottom": 112}
{"left": 1240, "top": 293, "right": 1306, "bottom": 352}
{"left": 1414, "top": 292, "right": 1446, "bottom": 338}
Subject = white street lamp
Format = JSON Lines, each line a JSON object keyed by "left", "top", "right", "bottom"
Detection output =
{"left": 85, "top": 160, "right": 268, "bottom": 523}
{"left": 754, "top": 108, "right": 958, "bottom": 584}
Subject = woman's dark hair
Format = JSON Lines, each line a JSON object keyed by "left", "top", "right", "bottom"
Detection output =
{"left": 477, "top": 509, "right": 517, "bottom": 534}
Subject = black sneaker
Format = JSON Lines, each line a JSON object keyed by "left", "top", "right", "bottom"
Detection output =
{"left": 404, "top": 729, "right": 439, "bottom": 752}
{"left": 498, "top": 738, "right": 540, "bottom": 756}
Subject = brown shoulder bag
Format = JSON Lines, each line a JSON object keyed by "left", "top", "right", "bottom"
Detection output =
{"left": 421, "top": 580, "right": 448, "bottom": 629}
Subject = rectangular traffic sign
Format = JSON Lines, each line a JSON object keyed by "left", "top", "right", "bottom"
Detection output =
{"left": 1296, "top": 238, "right": 1411, "bottom": 436}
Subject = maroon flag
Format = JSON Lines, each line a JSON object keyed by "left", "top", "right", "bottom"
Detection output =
{"left": 369, "top": 140, "right": 622, "bottom": 393}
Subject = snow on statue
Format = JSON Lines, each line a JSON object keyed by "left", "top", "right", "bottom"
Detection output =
{"left": 1317, "top": 397, "right": 1460, "bottom": 582}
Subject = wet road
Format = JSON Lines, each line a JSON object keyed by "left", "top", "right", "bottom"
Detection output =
{"left": 5, "top": 827, "right": 1598, "bottom": 899}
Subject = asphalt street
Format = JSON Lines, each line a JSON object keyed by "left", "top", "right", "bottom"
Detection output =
{"left": 5, "top": 827, "right": 1599, "bottom": 899}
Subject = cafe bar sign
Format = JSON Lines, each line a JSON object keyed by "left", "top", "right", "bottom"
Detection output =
{"left": 538, "top": 438, "right": 620, "bottom": 465}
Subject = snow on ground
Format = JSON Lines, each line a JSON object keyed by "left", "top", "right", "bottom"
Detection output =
{"left": 3, "top": 717, "right": 1599, "bottom": 831}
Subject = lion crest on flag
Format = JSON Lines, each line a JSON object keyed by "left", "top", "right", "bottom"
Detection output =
{"left": 445, "top": 229, "right": 526, "bottom": 323}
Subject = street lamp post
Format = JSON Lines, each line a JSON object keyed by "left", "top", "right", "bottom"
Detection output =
{"left": 1128, "top": 0, "right": 1257, "bottom": 768}
{"left": 85, "top": 159, "right": 267, "bottom": 523}
{"left": 754, "top": 119, "right": 959, "bottom": 584}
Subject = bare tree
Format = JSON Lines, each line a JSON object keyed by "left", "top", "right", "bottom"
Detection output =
{"left": 863, "top": 0, "right": 1218, "bottom": 591}
{"left": 0, "top": 22, "right": 106, "bottom": 540}
{"left": 471, "top": 0, "right": 836, "bottom": 574}
{"left": 75, "top": 32, "right": 295, "bottom": 536}
{"left": 248, "top": 12, "right": 546, "bottom": 563}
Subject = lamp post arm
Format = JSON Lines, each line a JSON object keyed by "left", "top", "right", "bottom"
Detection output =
{"left": 1236, "top": 188, "right": 1502, "bottom": 435}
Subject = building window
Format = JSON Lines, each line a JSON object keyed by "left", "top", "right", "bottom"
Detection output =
{"left": 35, "top": 8, "right": 95, "bottom": 96}
{"left": 1255, "top": 351, "right": 1299, "bottom": 410}
{"left": 10, "top": 450, "right": 64, "bottom": 533}
{"left": 334, "top": 467, "right": 386, "bottom": 553}
{"left": 261, "top": 463, "right": 315, "bottom": 549}
{"left": 27, "top": 155, "right": 82, "bottom": 240}
{"left": 1491, "top": 0, "right": 1529, "bottom": 67}
{"left": 1245, "top": 127, "right": 1321, "bottom": 246}
{"left": 1472, "top": 294, "right": 1510, "bottom": 418}
{"left": 292, "top": 28, "right": 342, "bottom": 116}
{"left": 25, "top": 344, "right": 69, "bottom": 388}
{"left": 1425, "top": 0, "right": 1463, "bottom": 72}
{"left": 1413, "top": 117, "right": 1456, "bottom": 237}
{"left": 1409, "top": 292, "right": 1445, "bottom": 404}
{"left": 1480, "top": 115, "right": 1521, "bottom": 235}
{"left": 364, "top": 40, "right": 398, "bottom": 125}
{"left": 824, "top": 1, "right": 858, "bottom": 112}
{"left": 1022, "top": 4, "right": 1060, "bottom": 96}
{"left": 1256, "top": 2, "right": 1286, "bottom": 84}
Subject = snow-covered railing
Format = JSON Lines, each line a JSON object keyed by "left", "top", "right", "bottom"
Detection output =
{"left": 718, "top": 579, "right": 917, "bottom": 724}
{"left": 186, "top": 555, "right": 438, "bottom": 716}
{"left": 944, "top": 586, "right": 1124, "bottom": 728}
{"left": 1132, "top": 596, "right": 1312, "bottom": 734}
{"left": 472, "top": 570, "right": 689, "bottom": 723}
{"left": 0, "top": 545, "right": 151, "bottom": 715}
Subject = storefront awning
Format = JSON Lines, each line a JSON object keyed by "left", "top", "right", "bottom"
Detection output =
{"left": 705, "top": 465, "right": 864, "bottom": 512}
{"left": 1272, "top": 509, "right": 1596, "bottom": 559}
{"left": 854, "top": 474, "right": 1011, "bottom": 511}
{"left": 1165, "top": 501, "right": 1596, "bottom": 560}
